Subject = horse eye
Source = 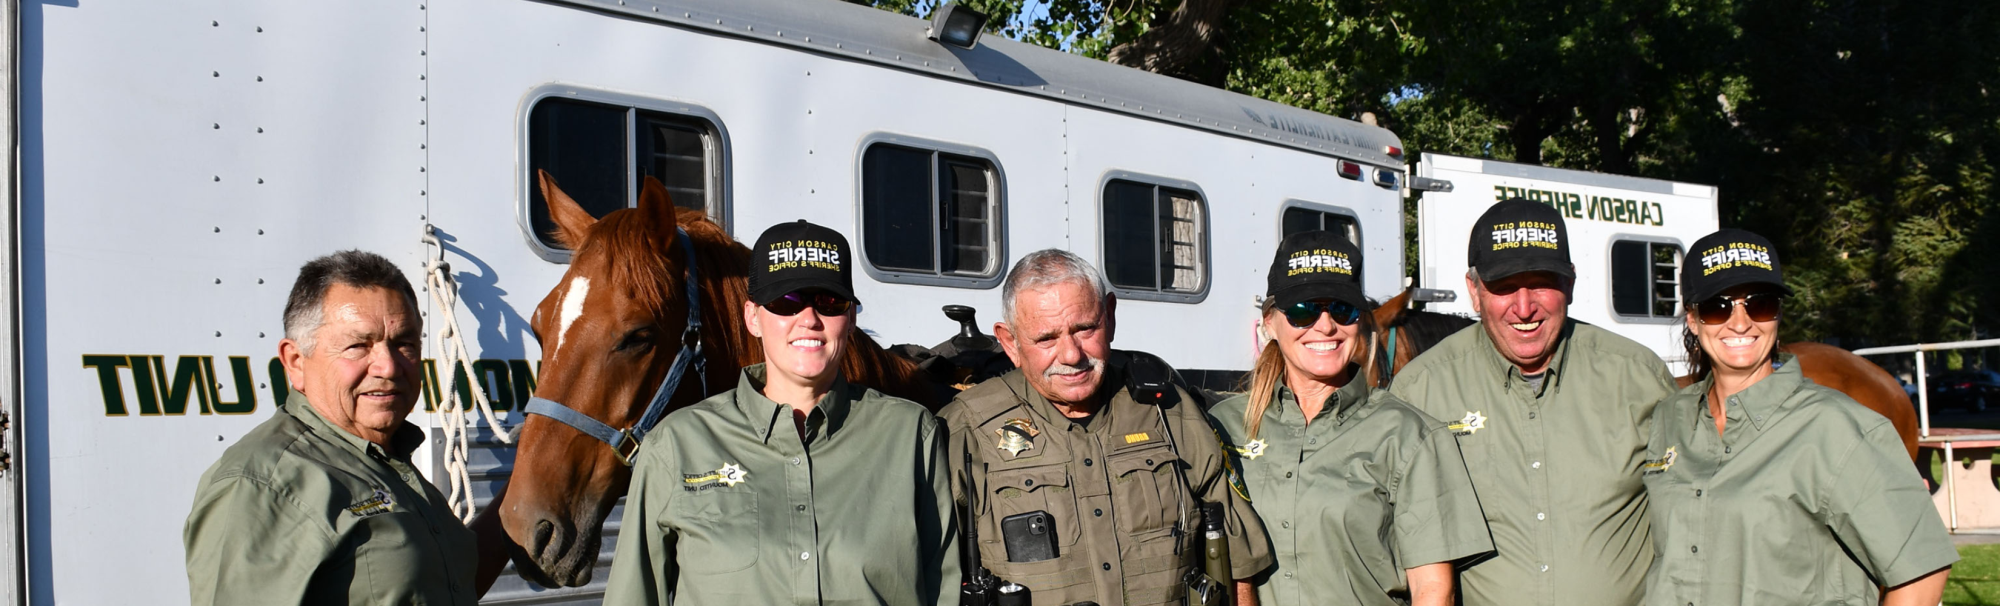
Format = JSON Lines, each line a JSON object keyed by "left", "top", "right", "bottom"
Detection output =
{"left": 617, "top": 327, "right": 657, "bottom": 352}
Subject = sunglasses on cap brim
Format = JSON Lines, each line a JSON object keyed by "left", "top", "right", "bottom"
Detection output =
{"left": 764, "top": 291, "right": 855, "bottom": 317}
{"left": 1692, "top": 292, "right": 1782, "bottom": 325}
{"left": 1279, "top": 299, "right": 1362, "bottom": 328}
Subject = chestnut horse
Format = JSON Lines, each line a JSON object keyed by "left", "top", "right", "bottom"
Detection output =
{"left": 1370, "top": 289, "right": 1920, "bottom": 460}
{"left": 468, "top": 172, "right": 936, "bottom": 593}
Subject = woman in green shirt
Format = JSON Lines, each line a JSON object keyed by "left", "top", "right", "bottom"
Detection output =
{"left": 1209, "top": 231, "right": 1493, "bottom": 606}
{"left": 1641, "top": 228, "right": 1953, "bottom": 606}
{"left": 602, "top": 220, "right": 958, "bottom": 606}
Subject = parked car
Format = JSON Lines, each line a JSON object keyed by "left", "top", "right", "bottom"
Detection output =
{"left": 1928, "top": 369, "right": 2000, "bottom": 412}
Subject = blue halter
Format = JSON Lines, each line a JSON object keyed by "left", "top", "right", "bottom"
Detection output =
{"left": 523, "top": 228, "right": 708, "bottom": 466}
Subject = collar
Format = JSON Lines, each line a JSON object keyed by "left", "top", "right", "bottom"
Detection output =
{"left": 1001, "top": 366, "right": 1128, "bottom": 433}
{"left": 1696, "top": 353, "right": 1802, "bottom": 431}
{"left": 735, "top": 364, "right": 855, "bottom": 444}
{"left": 1472, "top": 318, "right": 1576, "bottom": 396}
{"left": 283, "top": 390, "right": 424, "bottom": 461}
{"left": 1273, "top": 377, "right": 1372, "bottom": 426}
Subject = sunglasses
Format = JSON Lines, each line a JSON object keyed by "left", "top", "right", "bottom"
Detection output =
{"left": 1281, "top": 299, "right": 1362, "bottom": 328}
{"left": 764, "top": 291, "right": 855, "bottom": 317}
{"left": 1693, "top": 292, "right": 1782, "bottom": 325}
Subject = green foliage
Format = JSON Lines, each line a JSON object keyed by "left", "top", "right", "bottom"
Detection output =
{"left": 853, "top": 0, "right": 1999, "bottom": 347}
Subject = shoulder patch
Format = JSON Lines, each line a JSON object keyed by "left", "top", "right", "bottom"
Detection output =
{"left": 1219, "top": 435, "right": 1251, "bottom": 503}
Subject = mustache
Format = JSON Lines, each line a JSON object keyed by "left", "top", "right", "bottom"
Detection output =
{"left": 1045, "top": 356, "right": 1101, "bottom": 378}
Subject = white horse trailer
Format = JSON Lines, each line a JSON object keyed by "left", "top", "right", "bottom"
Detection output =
{"left": 0, "top": 0, "right": 1409, "bottom": 603}
{"left": 1414, "top": 152, "right": 1721, "bottom": 370}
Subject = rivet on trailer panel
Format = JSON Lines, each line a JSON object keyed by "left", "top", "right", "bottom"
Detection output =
{"left": 214, "top": 332, "right": 222, "bottom": 337}
{"left": 256, "top": 27, "right": 262, "bottom": 33}
{"left": 257, "top": 178, "right": 264, "bottom": 184}
{"left": 256, "top": 76, "right": 263, "bottom": 82}
{"left": 211, "top": 21, "right": 218, "bottom": 27}
{"left": 212, "top": 123, "right": 219, "bottom": 129}
{"left": 212, "top": 227, "right": 220, "bottom": 233}
{"left": 212, "top": 71, "right": 219, "bottom": 77}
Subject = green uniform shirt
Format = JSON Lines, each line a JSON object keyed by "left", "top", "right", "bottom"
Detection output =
{"left": 1390, "top": 320, "right": 1675, "bottom": 606}
{"left": 1209, "top": 379, "right": 1493, "bottom": 606}
{"left": 602, "top": 365, "right": 959, "bottom": 606}
{"left": 940, "top": 365, "right": 1274, "bottom": 606}
{"left": 1642, "top": 355, "right": 1957, "bottom": 605}
{"left": 184, "top": 391, "right": 477, "bottom": 606}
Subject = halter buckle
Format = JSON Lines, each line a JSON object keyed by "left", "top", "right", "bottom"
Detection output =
{"left": 613, "top": 429, "right": 644, "bottom": 466}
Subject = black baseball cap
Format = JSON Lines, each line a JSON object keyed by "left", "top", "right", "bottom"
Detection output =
{"left": 1681, "top": 228, "right": 1792, "bottom": 304}
{"left": 747, "top": 220, "right": 855, "bottom": 305}
{"left": 1468, "top": 198, "right": 1574, "bottom": 281}
{"left": 1266, "top": 230, "right": 1366, "bottom": 309}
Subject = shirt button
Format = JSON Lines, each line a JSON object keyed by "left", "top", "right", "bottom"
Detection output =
{"left": 1539, "top": 564, "right": 1549, "bottom": 572}
{"left": 801, "top": 552, "right": 812, "bottom": 561}
{"left": 1281, "top": 521, "right": 1290, "bottom": 529}
{"left": 1724, "top": 446, "right": 1733, "bottom": 454}
{"left": 1536, "top": 512, "right": 1545, "bottom": 521}
{"left": 1531, "top": 461, "right": 1541, "bottom": 469}
{"left": 1696, "top": 489, "right": 1704, "bottom": 497}
{"left": 1284, "top": 571, "right": 1294, "bottom": 579}
{"left": 1691, "top": 545, "right": 1699, "bottom": 554}
{"left": 1102, "top": 562, "right": 1112, "bottom": 571}
{"left": 1024, "top": 479, "right": 1035, "bottom": 487}
{"left": 1145, "top": 459, "right": 1155, "bottom": 466}
{"left": 1094, "top": 509, "right": 1103, "bottom": 517}
{"left": 1084, "top": 458, "right": 1094, "bottom": 466}
{"left": 791, "top": 457, "right": 801, "bottom": 465}
{"left": 1308, "top": 438, "right": 1317, "bottom": 445}
{"left": 1284, "top": 471, "right": 1293, "bottom": 479}
{"left": 796, "top": 504, "right": 806, "bottom": 512}
{"left": 1529, "top": 411, "right": 1538, "bottom": 419}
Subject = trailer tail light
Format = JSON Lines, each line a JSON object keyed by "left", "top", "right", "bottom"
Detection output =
{"left": 1384, "top": 145, "right": 1403, "bottom": 159}
{"left": 1338, "top": 161, "right": 1363, "bottom": 180}
{"left": 1374, "top": 169, "right": 1399, "bottom": 189}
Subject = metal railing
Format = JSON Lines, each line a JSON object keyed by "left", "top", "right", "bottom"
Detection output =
{"left": 1852, "top": 338, "right": 2000, "bottom": 533}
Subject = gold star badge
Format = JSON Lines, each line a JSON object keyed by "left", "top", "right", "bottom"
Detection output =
{"left": 716, "top": 463, "right": 749, "bottom": 487}
{"left": 1237, "top": 439, "right": 1268, "bottom": 460}
{"left": 996, "top": 418, "right": 1039, "bottom": 456}
{"left": 1448, "top": 411, "right": 1487, "bottom": 436}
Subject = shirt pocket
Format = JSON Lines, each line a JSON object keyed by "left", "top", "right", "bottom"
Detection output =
{"left": 1107, "top": 446, "right": 1187, "bottom": 535}
{"left": 986, "top": 463, "right": 1081, "bottom": 552}
{"left": 349, "top": 510, "right": 432, "bottom": 605}
{"left": 670, "top": 490, "right": 762, "bottom": 574}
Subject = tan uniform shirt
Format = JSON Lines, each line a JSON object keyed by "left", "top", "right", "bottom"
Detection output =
{"left": 940, "top": 365, "right": 1274, "bottom": 606}
{"left": 184, "top": 391, "right": 477, "bottom": 606}
{"left": 1210, "top": 380, "right": 1493, "bottom": 606}
{"left": 1390, "top": 320, "right": 1676, "bottom": 606}
{"left": 1642, "top": 355, "right": 1957, "bottom": 605}
{"left": 602, "top": 365, "right": 959, "bottom": 606}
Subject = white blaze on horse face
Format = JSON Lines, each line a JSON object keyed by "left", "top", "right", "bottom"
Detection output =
{"left": 554, "top": 276, "right": 591, "bottom": 361}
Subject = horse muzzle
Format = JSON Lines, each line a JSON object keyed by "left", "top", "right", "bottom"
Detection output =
{"left": 517, "top": 515, "right": 604, "bottom": 588}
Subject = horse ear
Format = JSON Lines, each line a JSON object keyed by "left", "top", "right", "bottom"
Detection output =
{"left": 1374, "top": 288, "right": 1414, "bottom": 328}
{"left": 538, "top": 170, "right": 596, "bottom": 250}
{"left": 637, "top": 176, "right": 682, "bottom": 243}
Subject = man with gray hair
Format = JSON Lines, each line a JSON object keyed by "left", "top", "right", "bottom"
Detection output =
{"left": 941, "top": 249, "right": 1272, "bottom": 606}
{"left": 184, "top": 250, "right": 477, "bottom": 605}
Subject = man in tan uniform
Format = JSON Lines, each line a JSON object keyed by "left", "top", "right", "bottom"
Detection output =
{"left": 941, "top": 249, "right": 1272, "bottom": 606}
{"left": 184, "top": 250, "right": 476, "bottom": 605}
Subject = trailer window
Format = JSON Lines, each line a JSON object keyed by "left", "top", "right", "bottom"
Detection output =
{"left": 1611, "top": 240, "right": 1682, "bottom": 318}
{"left": 859, "top": 143, "right": 1001, "bottom": 280}
{"left": 526, "top": 97, "right": 725, "bottom": 255}
{"left": 1281, "top": 206, "right": 1360, "bottom": 245}
{"left": 1103, "top": 179, "right": 1207, "bottom": 298}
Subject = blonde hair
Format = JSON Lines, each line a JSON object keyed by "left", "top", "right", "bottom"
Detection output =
{"left": 1239, "top": 301, "right": 1380, "bottom": 441}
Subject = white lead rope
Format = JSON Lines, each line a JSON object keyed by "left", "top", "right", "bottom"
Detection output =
{"left": 422, "top": 227, "right": 514, "bottom": 523}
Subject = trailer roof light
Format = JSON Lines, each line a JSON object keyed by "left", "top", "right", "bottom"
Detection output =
{"left": 927, "top": 3, "right": 987, "bottom": 49}
{"left": 1383, "top": 145, "right": 1403, "bottom": 159}
{"left": 1338, "top": 161, "right": 1363, "bottom": 180}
